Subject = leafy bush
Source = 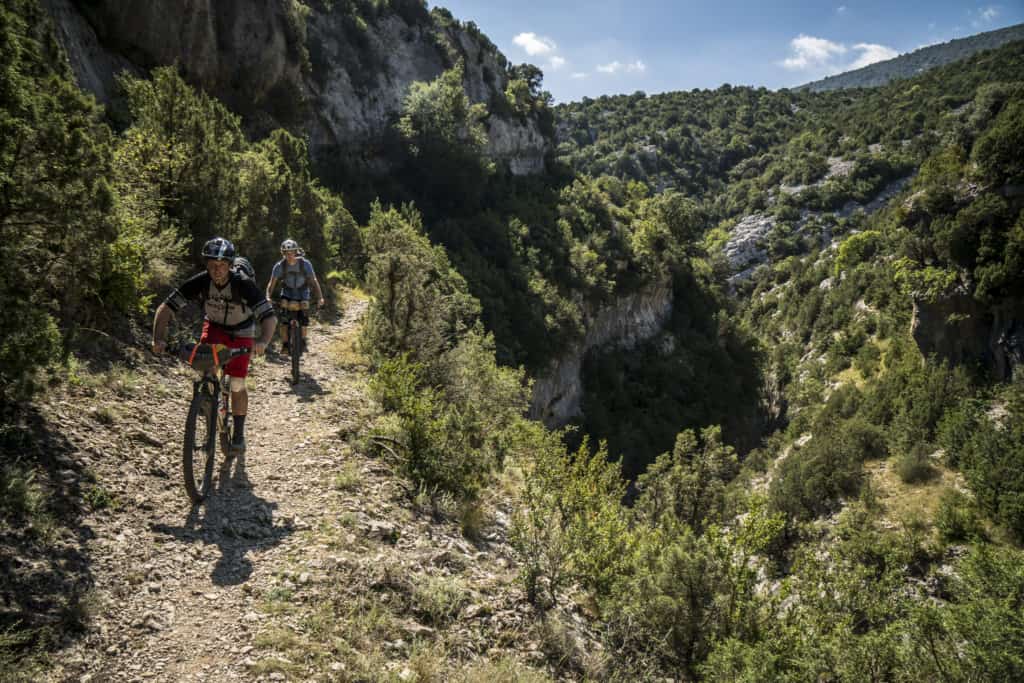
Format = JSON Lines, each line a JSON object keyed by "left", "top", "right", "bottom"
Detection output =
{"left": 769, "top": 419, "right": 872, "bottom": 522}
{"left": 905, "top": 545, "right": 1024, "bottom": 681}
{"left": 634, "top": 427, "right": 738, "bottom": 534}
{"left": 935, "top": 489, "right": 983, "bottom": 543}
{"left": 511, "top": 427, "right": 629, "bottom": 607}
{"left": 360, "top": 202, "right": 479, "bottom": 368}
{"left": 369, "top": 355, "right": 490, "bottom": 501}
{"left": 895, "top": 443, "right": 938, "bottom": 484}
{"left": 0, "top": 0, "right": 124, "bottom": 398}
{"left": 960, "top": 390, "right": 1024, "bottom": 540}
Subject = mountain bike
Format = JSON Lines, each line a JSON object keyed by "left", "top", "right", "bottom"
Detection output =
{"left": 277, "top": 302, "right": 309, "bottom": 385}
{"left": 168, "top": 342, "right": 250, "bottom": 504}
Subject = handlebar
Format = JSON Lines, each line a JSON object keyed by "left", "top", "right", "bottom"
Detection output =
{"left": 166, "top": 342, "right": 250, "bottom": 371}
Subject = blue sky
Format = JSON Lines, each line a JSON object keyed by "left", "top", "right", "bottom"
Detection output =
{"left": 429, "top": 1, "right": 1024, "bottom": 102}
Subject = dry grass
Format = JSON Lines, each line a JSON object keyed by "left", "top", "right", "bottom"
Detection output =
{"left": 458, "top": 656, "right": 554, "bottom": 683}
{"left": 834, "top": 365, "right": 867, "bottom": 390}
{"left": 332, "top": 460, "right": 361, "bottom": 492}
{"left": 329, "top": 332, "right": 370, "bottom": 371}
{"left": 866, "top": 457, "right": 965, "bottom": 532}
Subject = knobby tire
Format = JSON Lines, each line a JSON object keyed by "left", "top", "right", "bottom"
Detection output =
{"left": 183, "top": 395, "right": 217, "bottom": 504}
{"left": 291, "top": 322, "right": 301, "bottom": 385}
{"left": 219, "top": 386, "right": 233, "bottom": 460}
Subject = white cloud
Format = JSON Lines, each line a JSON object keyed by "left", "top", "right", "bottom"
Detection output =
{"left": 549, "top": 56, "right": 566, "bottom": 70}
{"left": 571, "top": 72, "right": 588, "bottom": 79}
{"left": 972, "top": 6, "right": 1000, "bottom": 28}
{"left": 781, "top": 34, "right": 847, "bottom": 70}
{"left": 780, "top": 34, "right": 899, "bottom": 75}
{"left": 596, "top": 59, "right": 646, "bottom": 75}
{"left": 849, "top": 42, "right": 899, "bottom": 69}
{"left": 837, "top": 5, "right": 847, "bottom": 14}
{"left": 513, "top": 32, "right": 557, "bottom": 56}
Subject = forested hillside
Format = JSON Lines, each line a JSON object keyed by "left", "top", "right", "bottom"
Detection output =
{"left": 3, "top": 0, "right": 1024, "bottom": 679}
{"left": 800, "top": 22, "right": 1024, "bottom": 92}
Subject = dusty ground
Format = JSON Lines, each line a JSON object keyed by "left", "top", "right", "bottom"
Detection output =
{"left": 24, "top": 299, "right": 591, "bottom": 682}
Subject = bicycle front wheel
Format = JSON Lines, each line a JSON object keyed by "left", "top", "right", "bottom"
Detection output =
{"left": 290, "top": 323, "right": 301, "bottom": 385}
{"left": 183, "top": 396, "right": 217, "bottom": 504}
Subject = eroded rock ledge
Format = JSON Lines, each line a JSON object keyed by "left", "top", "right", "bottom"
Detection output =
{"left": 530, "top": 279, "right": 674, "bottom": 427}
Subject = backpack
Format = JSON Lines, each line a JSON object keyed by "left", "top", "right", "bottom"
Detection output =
{"left": 232, "top": 256, "right": 256, "bottom": 281}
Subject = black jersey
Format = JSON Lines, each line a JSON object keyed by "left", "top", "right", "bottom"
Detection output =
{"left": 165, "top": 271, "right": 274, "bottom": 338}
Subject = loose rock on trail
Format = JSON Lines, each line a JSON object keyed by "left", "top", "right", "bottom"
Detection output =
{"left": 48, "top": 302, "right": 380, "bottom": 681}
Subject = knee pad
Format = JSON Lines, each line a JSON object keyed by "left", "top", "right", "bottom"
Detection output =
{"left": 229, "top": 376, "right": 247, "bottom": 392}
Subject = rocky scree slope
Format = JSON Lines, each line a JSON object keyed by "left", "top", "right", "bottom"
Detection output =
{"left": 43, "top": 0, "right": 549, "bottom": 175}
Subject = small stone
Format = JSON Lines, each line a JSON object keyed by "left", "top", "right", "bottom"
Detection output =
{"left": 269, "top": 674, "right": 286, "bottom": 681}
{"left": 298, "top": 572, "right": 311, "bottom": 584}
{"left": 329, "top": 662, "right": 346, "bottom": 672}
{"left": 403, "top": 623, "right": 435, "bottom": 639}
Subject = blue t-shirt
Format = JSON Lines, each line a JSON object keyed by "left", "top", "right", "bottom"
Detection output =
{"left": 272, "top": 257, "right": 316, "bottom": 300}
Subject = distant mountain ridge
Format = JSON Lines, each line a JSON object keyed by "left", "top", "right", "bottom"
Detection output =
{"left": 798, "top": 23, "right": 1024, "bottom": 92}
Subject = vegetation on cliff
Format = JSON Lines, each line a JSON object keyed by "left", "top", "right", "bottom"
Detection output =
{"left": 3, "top": 0, "right": 1024, "bottom": 679}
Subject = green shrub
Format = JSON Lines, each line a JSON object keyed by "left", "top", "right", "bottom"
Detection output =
{"left": 895, "top": 444, "right": 938, "bottom": 484}
{"left": 961, "top": 392, "right": 1024, "bottom": 540}
{"left": 935, "top": 489, "right": 983, "bottom": 542}
{"left": 769, "top": 419, "right": 870, "bottom": 522}
{"left": 369, "top": 355, "right": 491, "bottom": 502}
{"left": 510, "top": 426, "right": 630, "bottom": 607}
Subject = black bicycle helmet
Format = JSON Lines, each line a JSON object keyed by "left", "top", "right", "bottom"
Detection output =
{"left": 233, "top": 256, "right": 255, "bottom": 279}
{"left": 202, "top": 237, "right": 235, "bottom": 261}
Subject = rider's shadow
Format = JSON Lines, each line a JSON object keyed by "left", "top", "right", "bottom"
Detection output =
{"left": 151, "top": 455, "right": 293, "bottom": 586}
{"left": 293, "top": 375, "right": 328, "bottom": 403}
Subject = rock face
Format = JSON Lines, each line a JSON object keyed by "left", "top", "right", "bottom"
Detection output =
{"left": 911, "top": 291, "right": 1024, "bottom": 380}
{"left": 723, "top": 214, "right": 773, "bottom": 271}
{"left": 43, "top": 0, "right": 549, "bottom": 175}
{"left": 47, "top": 0, "right": 301, "bottom": 111}
{"left": 530, "top": 279, "right": 674, "bottom": 426}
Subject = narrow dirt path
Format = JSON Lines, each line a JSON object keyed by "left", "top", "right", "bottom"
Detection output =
{"left": 51, "top": 301, "right": 377, "bottom": 682}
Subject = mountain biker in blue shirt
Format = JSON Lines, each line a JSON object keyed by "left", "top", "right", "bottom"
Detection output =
{"left": 265, "top": 239, "right": 325, "bottom": 354}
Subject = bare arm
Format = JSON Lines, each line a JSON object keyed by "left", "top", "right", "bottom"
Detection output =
{"left": 152, "top": 303, "right": 173, "bottom": 353}
{"left": 253, "top": 315, "right": 277, "bottom": 355}
{"left": 310, "top": 275, "right": 325, "bottom": 306}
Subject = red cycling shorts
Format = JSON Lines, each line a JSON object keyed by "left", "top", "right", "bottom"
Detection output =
{"left": 199, "top": 321, "right": 253, "bottom": 378}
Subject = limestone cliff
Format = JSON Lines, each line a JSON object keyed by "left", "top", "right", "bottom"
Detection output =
{"left": 530, "top": 280, "right": 674, "bottom": 427}
{"left": 911, "top": 291, "right": 1024, "bottom": 381}
{"left": 43, "top": 0, "right": 549, "bottom": 175}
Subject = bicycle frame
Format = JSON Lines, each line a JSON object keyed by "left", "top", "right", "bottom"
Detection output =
{"left": 276, "top": 305, "right": 307, "bottom": 385}
{"left": 171, "top": 342, "right": 249, "bottom": 503}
